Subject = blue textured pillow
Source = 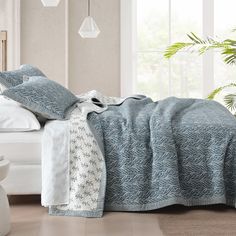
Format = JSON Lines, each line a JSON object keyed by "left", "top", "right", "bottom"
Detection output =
{"left": 2, "top": 76, "right": 79, "bottom": 120}
{"left": 0, "top": 64, "right": 45, "bottom": 88}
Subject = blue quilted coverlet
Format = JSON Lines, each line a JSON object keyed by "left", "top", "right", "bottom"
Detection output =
{"left": 88, "top": 97, "right": 236, "bottom": 211}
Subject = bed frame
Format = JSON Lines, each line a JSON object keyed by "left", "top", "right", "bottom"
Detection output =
{"left": 0, "top": 31, "right": 7, "bottom": 72}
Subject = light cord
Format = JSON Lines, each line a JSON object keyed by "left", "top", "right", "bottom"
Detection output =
{"left": 88, "top": 0, "right": 91, "bottom": 16}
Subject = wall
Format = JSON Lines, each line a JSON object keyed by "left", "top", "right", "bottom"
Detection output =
{"left": 0, "top": 0, "right": 20, "bottom": 70}
{"left": 68, "top": 0, "right": 120, "bottom": 96}
{"left": 20, "top": 0, "right": 120, "bottom": 96}
{"left": 20, "top": 0, "right": 67, "bottom": 86}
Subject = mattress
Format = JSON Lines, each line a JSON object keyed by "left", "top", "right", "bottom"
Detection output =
{"left": 0, "top": 129, "right": 43, "bottom": 164}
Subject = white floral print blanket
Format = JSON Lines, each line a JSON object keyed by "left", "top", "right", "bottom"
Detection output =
{"left": 42, "top": 91, "right": 126, "bottom": 217}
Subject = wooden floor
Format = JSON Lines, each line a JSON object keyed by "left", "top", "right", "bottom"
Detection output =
{"left": 7, "top": 196, "right": 236, "bottom": 236}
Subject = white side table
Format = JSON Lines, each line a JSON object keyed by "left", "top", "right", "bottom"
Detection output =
{"left": 0, "top": 158, "right": 10, "bottom": 236}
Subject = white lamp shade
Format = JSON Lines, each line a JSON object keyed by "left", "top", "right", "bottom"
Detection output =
{"left": 78, "top": 16, "right": 100, "bottom": 38}
{"left": 41, "top": 0, "right": 61, "bottom": 7}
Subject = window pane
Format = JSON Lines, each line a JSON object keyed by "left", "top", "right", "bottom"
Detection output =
{"left": 215, "top": 0, "right": 236, "bottom": 38}
{"left": 171, "top": 52, "right": 202, "bottom": 98}
{"left": 136, "top": 53, "right": 169, "bottom": 100}
{"left": 135, "top": 0, "right": 236, "bottom": 101}
{"left": 214, "top": 0, "right": 236, "bottom": 105}
{"left": 214, "top": 52, "right": 236, "bottom": 88}
{"left": 171, "top": 0, "right": 202, "bottom": 43}
{"left": 137, "top": 0, "right": 169, "bottom": 51}
{"left": 136, "top": 52, "right": 202, "bottom": 100}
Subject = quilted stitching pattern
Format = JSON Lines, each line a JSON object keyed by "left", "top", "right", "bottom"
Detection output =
{"left": 0, "top": 64, "right": 45, "bottom": 88}
{"left": 89, "top": 97, "right": 236, "bottom": 209}
{"left": 50, "top": 94, "right": 236, "bottom": 217}
{"left": 3, "top": 76, "right": 79, "bottom": 120}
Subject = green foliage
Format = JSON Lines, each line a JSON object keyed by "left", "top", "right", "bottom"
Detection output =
{"left": 165, "top": 29, "right": 236, "bottom": 116}
{"left": 164, "top": 42, "right": 193, "bottom": 59}
{"left": 207, "top": 83, "right": 236, "bottom": 116}
{"left": 164, "top": 32, "right": 236, "bottom": 65}
{"left": 224, "top": 94, "right": 236, "bottom": 113}
{"left": 207, "top": 83, "right": 236, "bottom": 100}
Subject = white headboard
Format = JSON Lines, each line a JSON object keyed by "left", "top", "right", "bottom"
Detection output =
{"left": 0, "top": 31, "right": 7, "bottom": 72}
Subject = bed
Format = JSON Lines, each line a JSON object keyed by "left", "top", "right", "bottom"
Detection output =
{"left": 0, "top": 31, "right": 43, "bottom": 195}
{"left": 41, "top": 91, "right": 236, "bottom": 218}
{"left": 1, "top": 31, "right": 236, "bottom": 218}
{"left": 1, "top": 130, "right": 43, "bottom": 195}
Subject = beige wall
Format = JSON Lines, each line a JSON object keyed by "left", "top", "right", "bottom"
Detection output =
{"left": 21, "top": 0, "right": 67, "bottom": 86}
{"left": 20, "top": 0, "right": 120, "bottom": 96}
{"left": 68, "top": 0, "right": 120, "bottom": 96}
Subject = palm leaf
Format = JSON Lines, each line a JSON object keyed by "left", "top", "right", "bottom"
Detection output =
{"left": 224, "top": 54, "right": 236, "bottom": 64}
{"left": 207, "top": 83, "right": 236, "bottom": 100}
{"left": 207, "top": 87, "right": 223, "bottom": 100}
{"left": 164, "top": 28, "right": 236, "bottom": 115}
{"left": 164, "top": 32, "right": 236, "bottom": 64}
{"left": 222, "top": 48, "right": 236, "bottom": 64}
{"left": 187, "top": 32, "right": 205, "bottom": 44}
{"left": 224, "top": 94, "right": 236, "bottom": 111}
{"left": 164, "top": 42, "right": 193, "bottom": 59}
{"left": 224, "top": 39, "right": 236, "bottom": 46}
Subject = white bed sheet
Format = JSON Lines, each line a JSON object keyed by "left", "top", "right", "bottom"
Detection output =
{"left": 41, "top": 120, "right": 70, "bottom": 206}
{"left": 0, "top": 129, "right": 43, "bottom": 164}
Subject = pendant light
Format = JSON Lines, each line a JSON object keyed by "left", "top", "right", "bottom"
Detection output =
{"left": 41, "top": 0, "right": 61, "bottom": 7}
{"left": 78, "top": 0, "right": 100, "bottom": 38}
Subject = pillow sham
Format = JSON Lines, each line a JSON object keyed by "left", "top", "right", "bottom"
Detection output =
{"left": 0, "top": 96, "right": 40, "bottom": 132}
{"left": 0, "top": 64, "right": 45, "bottom": 89}
{"left": 2, "top": 76, "right": 79, "bottom": 120}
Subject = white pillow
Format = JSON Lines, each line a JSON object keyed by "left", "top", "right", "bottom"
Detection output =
{"left": 0, "top": 96, "right": 41, "bottom": 132}
{"left": 0, "top": 84, "right": 6, "bottom": 93}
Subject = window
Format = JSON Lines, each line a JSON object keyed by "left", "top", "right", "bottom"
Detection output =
{"left": 121, "top": 0, "right": 236, "bottom": 100}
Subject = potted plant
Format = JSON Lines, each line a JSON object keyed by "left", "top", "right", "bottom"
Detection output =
{"left": 164, "top": 30, "right": 236, "bottom": 115}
